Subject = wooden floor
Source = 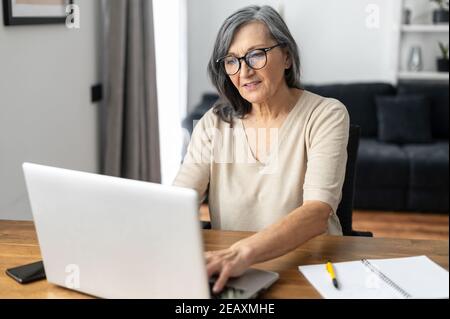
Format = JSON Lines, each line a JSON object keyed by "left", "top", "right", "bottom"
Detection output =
{"left": 353, "top": 210, "right": 449, "bottom": 241}
{"left": 200, "top": 204, "right": 449, "bottom": 241}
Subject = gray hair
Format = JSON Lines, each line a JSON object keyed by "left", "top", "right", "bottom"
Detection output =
{"left": 207, "top": 5, "right": 301, "bottom": 126}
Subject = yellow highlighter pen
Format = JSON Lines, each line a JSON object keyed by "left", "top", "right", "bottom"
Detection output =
{"left": 326, "top": 260, "right": 340, "bottom": 289}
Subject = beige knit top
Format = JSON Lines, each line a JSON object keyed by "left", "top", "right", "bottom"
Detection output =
{"left": 173, "top": 90, "right": 349, "bottom": 235}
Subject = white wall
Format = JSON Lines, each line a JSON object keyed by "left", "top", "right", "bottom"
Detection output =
{"left": 187, "top": 0, "right": 402, "bottom": 111}
{"left": 0, "top": 0, "right": 100, "bottom": 220}
{"left": 284, "top": 0, "right": 400, "bottom": 84}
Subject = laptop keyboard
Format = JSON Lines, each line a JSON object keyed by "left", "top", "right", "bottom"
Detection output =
{"left": 208, "top": 278, "right": 246, "bottom": 299}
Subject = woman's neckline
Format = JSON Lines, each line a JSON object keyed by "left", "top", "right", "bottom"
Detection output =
{"left": 238, "top": 89, "right": 305, "bottom": 165}
{"left": 243, "top": 88, "right": 304, "bottom": 123}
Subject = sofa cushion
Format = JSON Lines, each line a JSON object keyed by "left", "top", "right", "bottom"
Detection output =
{"left": 403, "top": 141, "right": 449, "bottom": 189}
{"left": 356, "top": 138, "right": 409, "bottom": 188}
{"left": 304, "top": 83, "right": 396, "bottom": 137}
{"left": 375, "top": 95, "right": 432, "bottom": 144}
{"left": 397, "top": 82, "right": 449, "bottom": 139}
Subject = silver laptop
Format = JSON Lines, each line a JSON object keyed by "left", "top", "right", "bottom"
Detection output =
{"left": 22, "top": 162, "right": 279, "bottom": 299}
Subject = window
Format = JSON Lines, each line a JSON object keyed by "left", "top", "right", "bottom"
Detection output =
{"left": 153, "top": 0, "right": 188, "bottom": 184}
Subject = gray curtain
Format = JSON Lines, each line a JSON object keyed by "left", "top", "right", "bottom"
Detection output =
{"left": 100, "top": 0, "right": 161, "bottom": 183}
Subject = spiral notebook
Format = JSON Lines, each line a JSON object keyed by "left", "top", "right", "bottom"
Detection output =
{"left": 298, "top": 256, "right": 449, "bottom": 299}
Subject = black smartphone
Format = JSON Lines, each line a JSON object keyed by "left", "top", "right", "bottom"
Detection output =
{"left": 6, "top": 260, "right": 46, "bottom": 284}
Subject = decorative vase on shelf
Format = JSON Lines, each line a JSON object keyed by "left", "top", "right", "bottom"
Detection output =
{"left": 430, "top": 0, "right": 449, "bottom": 24}
{"left": 432, "top": 9, "right": 449, "bottom": 24}
{"left": 437, "top": 42, "right": 449, "bottom": 72}
{"left": 437, "top": 58, "right": 449, "bottom": 72}
{"left": 408, "top": 46, "right": 423, "bottom": 72}
{"left": 403, "top": 8, "right": 412, "bottom": 24}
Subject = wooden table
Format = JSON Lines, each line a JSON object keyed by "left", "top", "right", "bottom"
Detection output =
{"left": 0, "top": 220, "right": 448, "bottom": 299}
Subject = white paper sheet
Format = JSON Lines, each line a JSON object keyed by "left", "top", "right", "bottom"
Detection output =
{"left": 298, "top": 256, "right": 449, "bottom": 299}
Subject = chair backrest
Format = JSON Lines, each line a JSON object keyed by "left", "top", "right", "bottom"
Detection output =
{"left": 335, "top": 124, "right": 361, "bottom": 236}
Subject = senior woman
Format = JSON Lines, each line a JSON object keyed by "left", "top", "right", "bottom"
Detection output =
{"left": 173, "top": 5, "right": 349, "bottom": 293}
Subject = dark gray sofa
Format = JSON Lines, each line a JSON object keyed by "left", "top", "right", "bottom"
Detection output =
{"left": 183, "top": 82, "right": 449, "bottom": 213}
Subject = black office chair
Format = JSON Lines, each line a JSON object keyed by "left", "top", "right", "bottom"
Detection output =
{"left": 336, "top": 124, "right": 373, "bottom": 237}
{"left": 202, "top": 124, "right": 373, "bottom": 237}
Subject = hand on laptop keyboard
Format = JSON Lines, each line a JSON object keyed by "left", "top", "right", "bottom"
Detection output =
{"left": 208, "top": 277, "right": 246, "bottom": 299}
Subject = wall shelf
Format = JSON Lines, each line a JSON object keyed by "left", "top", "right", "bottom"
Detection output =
{"left": 401, "top": 24, "right": 449, "bottom": 32}
{"left": 398, "top": 71, "right": 449, "bottom": 81}
{"left": 394, "top": 1, "right": 450, "bottom": 82}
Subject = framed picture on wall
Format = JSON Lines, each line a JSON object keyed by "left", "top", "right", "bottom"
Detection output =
{"left": 3, "top": 0, "right": 73, "bottom": 26}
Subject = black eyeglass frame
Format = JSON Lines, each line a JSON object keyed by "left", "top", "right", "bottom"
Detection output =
{"left": 216, "top": 43, "right": 286, "bottom": 75}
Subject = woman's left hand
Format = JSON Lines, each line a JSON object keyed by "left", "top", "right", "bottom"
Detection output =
{"left": 205, "top": 243, "right": 254, "bottom": 294}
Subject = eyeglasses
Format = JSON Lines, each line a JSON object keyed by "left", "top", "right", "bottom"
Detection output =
{"left": 216, "top": 43, "right": 286, "bottom": 76}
